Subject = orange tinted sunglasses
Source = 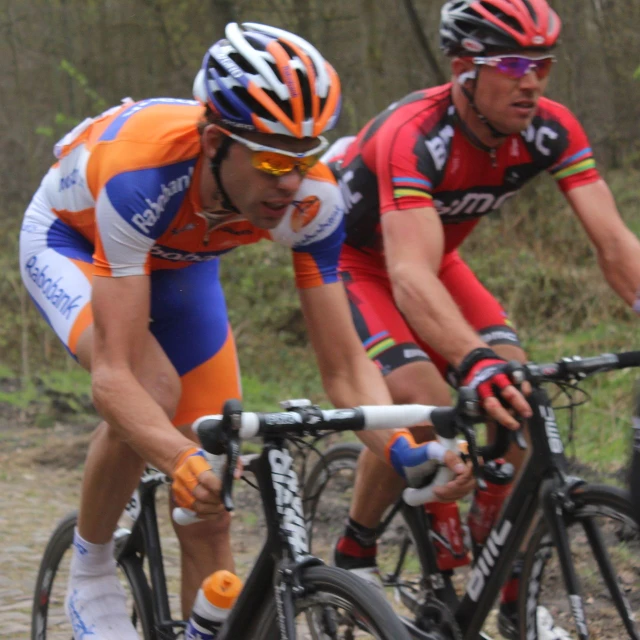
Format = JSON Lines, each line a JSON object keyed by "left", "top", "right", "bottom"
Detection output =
{"left": 217, "top": 126, "right": 329, "bottom": 176}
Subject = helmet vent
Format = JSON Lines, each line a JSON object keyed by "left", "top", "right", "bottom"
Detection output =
{"left": 297, "top": 69, "right": 314, "bottom": 120}
{"left": 521, "top": 0, "right": 538, "bottom": 24}
{"left": 227, "top": 51, "right": 262, "bottom": 75}
{"left": 479, "top": 1, "right": 525, "bottom": 34}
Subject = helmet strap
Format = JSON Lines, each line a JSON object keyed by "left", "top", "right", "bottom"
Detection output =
{"left": 209, "top": 135, "right": 240, "bottom": 214}
{"left": 458, "top": 66, "right": 510, "bottom": 141}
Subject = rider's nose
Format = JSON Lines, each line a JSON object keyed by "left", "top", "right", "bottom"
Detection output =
{"left": 275, "top": 170, "right": 303, "bottom": 193}
{"left": 519, "top": 68, "right": 541, "bottom": 90}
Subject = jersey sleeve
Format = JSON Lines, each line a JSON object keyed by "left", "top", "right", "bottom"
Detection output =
{"left": 269, "top": 165, "right": 346, "bottom": 289}
{"left": 374, "top": 111, "right": 441, "bottom": 215}
{"left": 91, "top": 149, "right": 197, "bottom": 277}
{"left": 545, "top": 103, "right": 600, "bottom": 193}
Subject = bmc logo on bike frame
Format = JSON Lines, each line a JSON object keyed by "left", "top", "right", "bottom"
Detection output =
{"left": 467, "top": 520, "right": 512, "bottom": 601}
{"left": 540, "top": 405, "right": 563, "bottom": 454}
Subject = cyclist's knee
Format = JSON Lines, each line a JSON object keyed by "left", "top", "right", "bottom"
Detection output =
{"left": 410, "top": 424, "right": 436, "bottom": 443}
{"left": 386, "top": 362, "right": 451, "bottom": 406}
{"left": 91, "top": 422, "right": 145, "bottom": 459}
{"left": 174, "top": 512, "right": 232, "bottom": 547}
{"left": 120, "top": 333, "right": 182, "bottom": 419}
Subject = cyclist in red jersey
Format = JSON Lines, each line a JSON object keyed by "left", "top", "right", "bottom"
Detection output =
{"left": 20, "top": 23, "right": 475, "bottom": 639}
{"left": 330, "top": 1, "right": 640, "bottom": 636}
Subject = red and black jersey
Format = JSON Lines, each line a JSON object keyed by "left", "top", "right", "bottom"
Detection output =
{"left": 334, "top": 83, "right": 600, "bottom": 256}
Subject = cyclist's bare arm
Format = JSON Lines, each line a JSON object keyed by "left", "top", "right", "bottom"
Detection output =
{"left": 381, "top": 206, "right": 530, "bottom": 426}
{"left": 299, "top": 281, "right": 473, "bottom": 500}
{"left": 91, "top": 275, "right": 215, "bottom": 483}
{"left": 299, "top": 281, "right": 396, "bottom": 454}
{"left": 566, "top": 179, "right": 640, "bottom": 305}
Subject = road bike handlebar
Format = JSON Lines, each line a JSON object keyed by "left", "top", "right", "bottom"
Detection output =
{"left": 173, "top": 351, "right": 640, "bottom": 524}
{"left": 174, "top": 391, "right": 494, "bottom": 523}
{"left": 524, "top": 350, "right": 640, "bottom": 382}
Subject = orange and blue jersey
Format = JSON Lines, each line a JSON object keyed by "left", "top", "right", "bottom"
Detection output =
{"left": 20, "top": 98, "right": 345, "bottom": 425}
{"left": 40, "top": 97, "right": 344, "bottom": 286}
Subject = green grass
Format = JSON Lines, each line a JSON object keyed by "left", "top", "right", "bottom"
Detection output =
{"left": 525, "top": 323, "right": 637, "bottom": 476}
{"left": 0, "top": 366, "right": 93, "bottom": 426}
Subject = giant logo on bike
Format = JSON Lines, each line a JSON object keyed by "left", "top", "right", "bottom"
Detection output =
{"left": 290, "top": 196, "right": 321, "bottom": 232}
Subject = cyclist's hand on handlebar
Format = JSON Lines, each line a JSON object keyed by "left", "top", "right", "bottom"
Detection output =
{"left": 171, "top": 447, "right": 225, "bottom": 517}
{"left": 457, "top": 348, "right": 531, "bottom": 428}
{"left": 432, "top": 451, "right": 475, "bottom": 501}
{"left": 386, "top": 430, "right": 471, "bottom": 494}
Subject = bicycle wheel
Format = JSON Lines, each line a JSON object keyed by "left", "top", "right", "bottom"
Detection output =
{"left": 31, "top": 511, "right": 155, "bottom": 640}
{"left": 304, "top": 443, "right": 418, "bottom": 570}
{"left": 303, "top": 442, "right": 363, "bottom": 554}
{"left": 518, "top": 484, "right": 640, "bottom": 640}
{"left": 252, "top": 564, "right": 412, "bottom": 639}
{"left": 304, "top": 444, "right": 476, "bottom": 614}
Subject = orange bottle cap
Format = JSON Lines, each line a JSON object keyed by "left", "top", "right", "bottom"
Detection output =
{"left": 202, "top": 570, "right": 243, "bottom": 609}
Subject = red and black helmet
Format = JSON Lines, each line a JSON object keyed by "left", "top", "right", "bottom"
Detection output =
{"left": 440, "top": 0, "right": 561, "bottom": 56}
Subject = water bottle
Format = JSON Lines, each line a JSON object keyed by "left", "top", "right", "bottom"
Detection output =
{"left": 186, "top": 570, "right": 243, "bottom": 640}
{"left": 425, "top": 500, "right": 471, "bottom": 571}
{"left": 467, "top": 459, "right": 515, "bottom": 555}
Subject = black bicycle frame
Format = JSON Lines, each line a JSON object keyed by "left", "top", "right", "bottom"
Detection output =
{"left": 119, "top": 438, "right": 320, "bottom": 640}
{"left": 218, "top": 436, "right": 324, "bottom": 639}
{"left": 401, "top": 385, "right": 598, "bottom": 639}
{"left": 117, "top": 470, "right": 179, "bottom": 640}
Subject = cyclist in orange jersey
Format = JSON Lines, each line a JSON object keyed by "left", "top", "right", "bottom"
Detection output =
{"left": 20, "top": 23, "right": 478, "bottom": 639}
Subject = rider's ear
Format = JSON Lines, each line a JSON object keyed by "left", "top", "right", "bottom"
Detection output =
{"left": 452, "top": 57, "right": 477, "bottom": 86}
{"left": 201, "top": 125, "right": 225, "bottom": 159}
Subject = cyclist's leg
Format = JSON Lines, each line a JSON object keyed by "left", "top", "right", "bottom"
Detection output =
{"left": 149, "top": 260, "right": 239, "bottom": 618}
{"left": 20, "top": 209, "right": 180, "bottom": 639}
{"left": 631, "top": 393, "right": 640, "bottom": 526}
{"left": 438, "top": 251, "right": 531, "bottom": 637}
{"left": 349, "top": 360, "right": 451, "bottom": 528}
{"left": 336, "top": 257, "right": 451, "bottom": 576}
{"left": 75, "top": 326, "right": 181, "bottom": 543}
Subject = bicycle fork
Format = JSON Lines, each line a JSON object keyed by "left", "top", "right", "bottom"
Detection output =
{"left": 539, "top": 479, "right": 639, "bottom": 640}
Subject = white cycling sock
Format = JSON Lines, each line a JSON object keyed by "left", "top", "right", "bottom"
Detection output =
{"left": 65, "top": 528, "right": 140, "bottom": 640}
{"left": 69, "top": 529, "right": 116, "bottom": 576}
{"left": 537, "top": 606, "right": 571, "bottom": 640}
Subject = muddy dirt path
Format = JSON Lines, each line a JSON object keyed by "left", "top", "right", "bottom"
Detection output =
{"left": 0, "top": 417, "right": 268, "bottom": 639}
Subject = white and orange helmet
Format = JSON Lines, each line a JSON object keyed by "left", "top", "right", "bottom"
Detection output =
{"left": 193, "top": 23, "right": 342, "bottom": 138}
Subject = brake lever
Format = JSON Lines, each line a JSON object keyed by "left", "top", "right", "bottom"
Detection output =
{"left": 455, "top": 386, "right": 487, "bottom": 489}
{"left": 221, "top": 435, "right": 239, "bottom": 511}
{"left": 512, "top": 420, "right": 528, "bottom": 450}
{"left": 220, "top": 401, "right": 243, "bottom": 512}
{"left": 458, "top": 421, "right": 486, "bottom": 491}
{"left": 501, "top": 361, "right": 529, "bottom": 451}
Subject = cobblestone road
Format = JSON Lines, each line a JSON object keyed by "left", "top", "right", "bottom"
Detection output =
{"left": 0, "top": 422, "right": 264, "bottom": 639}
